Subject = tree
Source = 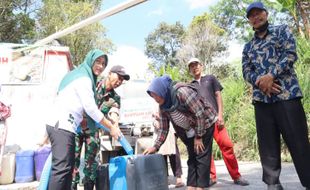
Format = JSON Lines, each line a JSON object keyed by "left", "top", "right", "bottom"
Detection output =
{"left": 145, "top": 22, "right": 185, "bottom": 71}
{"left": 177, "top": 13, "right": 226, "bottom": 75}
{"left": 276, "top": 0, "right": 310, "bottom": 39}
{"left": 209, "top": 0, "right": 292, "bottom": 42}
{"left": 0, "top": 0, "right": 37, "bottom": 43}
{"left": 37, "top": 0, "right": 114, "bottom": 65}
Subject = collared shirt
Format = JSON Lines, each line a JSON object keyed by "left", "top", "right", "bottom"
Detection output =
{"left": 80, "top": 78, "right": 120, "bottom": 130}
{"left": 154, "top": 85, "right": 217, "bottom": 150}
{"left": 47, "top": 77, "right": 104, "bottom": 133}
{"left": 242, "top": 24, "right": 302, "bottom": 103}
{"left": 192, "top": 75, "right": 223, "bottom": 112}
{"left": 96, "top": 79, "right": 120, "bottom": 116}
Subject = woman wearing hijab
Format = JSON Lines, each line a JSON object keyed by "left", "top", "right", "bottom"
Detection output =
{"left": 144, "top": 75, "right": 217, "bottom": 190}
{"left": 45, "top": 49, "right": 121, "bottom": 190}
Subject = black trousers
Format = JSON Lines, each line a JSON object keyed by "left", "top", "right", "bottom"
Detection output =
{"left": 177, "top": 125, "right": 214, "bottom": 188}
{"left": 254, "top": 99, "right": 310, "bottom": 188}
{"left": 46, "top": 125, "right": 76, "bottom": 190}
{"left": 163, "top": 136, "right": 183, "bottom": 178}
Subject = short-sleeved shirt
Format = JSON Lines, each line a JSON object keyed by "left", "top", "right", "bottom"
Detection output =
{"left": 242, "top": 24, "right": 302, "bottom": 103}
{"left": 192, "top": 75, "right": 223, "bottom": 113}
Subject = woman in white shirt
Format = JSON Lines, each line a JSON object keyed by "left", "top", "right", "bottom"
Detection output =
{"left": 46, "top": 49, "right": 121, "bottom": 190}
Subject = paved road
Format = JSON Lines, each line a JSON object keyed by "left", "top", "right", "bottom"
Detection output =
{"left": 0, "top": 160, "right": 304, "bottom": 190}
{"left": 168, "top": 160, "right": 305, "bottom": 190}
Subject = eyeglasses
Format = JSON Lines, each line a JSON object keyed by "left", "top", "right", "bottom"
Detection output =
{"left": 94, "top": 58, "right": 106, "bottom": 67}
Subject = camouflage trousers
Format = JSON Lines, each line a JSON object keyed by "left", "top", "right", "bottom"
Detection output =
{"left": 72, "top": 128, "right": 100, "bottom": 184}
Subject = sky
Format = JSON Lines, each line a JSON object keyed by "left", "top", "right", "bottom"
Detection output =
{"left": 99, "top": 0, "right": 242, "bottom": 79}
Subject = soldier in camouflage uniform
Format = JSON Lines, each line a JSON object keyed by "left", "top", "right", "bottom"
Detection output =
{"left": 71, "top": 65, "right": 130, "bottom": 190}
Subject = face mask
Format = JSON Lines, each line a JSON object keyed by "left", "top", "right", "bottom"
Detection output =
{"left": 253, "top": 21, "right": 269, "bottom": 34}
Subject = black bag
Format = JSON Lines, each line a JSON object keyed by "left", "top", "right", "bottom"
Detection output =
{"left": 95, "top": 164, "right": 110, "bottom": 190}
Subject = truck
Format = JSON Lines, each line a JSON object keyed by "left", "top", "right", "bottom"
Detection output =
{"left": 100, "top": 79, "right": 157, "bottom": 162}
{"left": 0, "top": 43, "right": 157, "bottom": 161}
{"left": 0, "top": 43, "right": 74, "bottom": 149}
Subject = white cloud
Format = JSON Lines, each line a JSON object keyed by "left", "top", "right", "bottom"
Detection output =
{"left": 103, "top": 45, "right": 152, "bottom": 80}
{"left": 185, "top": 0, "right": 219, "bottom": 10}
{"left": 148, "top": 8, "right": 163, "bottom": 16}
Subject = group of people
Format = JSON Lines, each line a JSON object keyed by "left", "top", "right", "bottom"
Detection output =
{"left": 45, "top": 1, "right": 309, "bottom": 190}
{"left": 144, "top": 2, "right": 309, "bottom": 190}
{"left": 45, "top": 49, "right": 130, "bottom": 190}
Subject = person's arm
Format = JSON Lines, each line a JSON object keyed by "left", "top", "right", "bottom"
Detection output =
{"left": 77, "top": 78, "right": 120, "bottom": 139}
{"left": 256, "top": 26, "right": 295, "bottom": 96}
{"left": 215, "top": 91, "right": 224, "bottom": 128}
{"left": 144, "top": 111, "right": 170, "bottom": 155}
{"left": 269, "top": 25, "right": 298, "bottom": 79}
{"left": 178, "top": 87, "right": 215, "bottom": 138}
{"left": 108, "top": 107, "right": 120, "bottom": 124}
{"left": 242, "top": 44, "right": 260, "bottom": 86}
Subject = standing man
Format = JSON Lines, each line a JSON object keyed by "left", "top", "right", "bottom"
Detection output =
{"left": 242, "top": 2, "right": 310, "bottom": 190}
{"left": 188, "top": 58, "right": 249, "bottom": 187}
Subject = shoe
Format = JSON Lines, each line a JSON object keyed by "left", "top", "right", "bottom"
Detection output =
{"left": 175, "top": 182, "right": 185, "bottom": 188}
{"left": 234, "top": 177, "right": 249, "bottom": 186}
{"left": 175, "top": 177, "right": 185, "bottom": 188}
{"left": 209, "top": 178, "right": 217, "bottom": 187}
{"left": 267, "top": 184, "right": 284, "bottom": 190}
{"left": 71, "top": 183, "right": 77, "bottom": 190}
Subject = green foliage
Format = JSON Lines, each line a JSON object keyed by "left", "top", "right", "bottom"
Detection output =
{"left": 37, "top": 0, "right": 114, "bottom": 65}
{"left": 177, "top": 13, "right": 227, "bottom": 76}
{"left": 209, "top": 0, "right": 293, "bottom": 42}
{"left": 0, "top": 0, "right": 36, "bottom": 43}
{"left": 148, "top": 62, "right": 190, "bottom": 81}
{"left": 211, "top": 76, "right": 260, "bottom": 161}
{"left": 145, "top": 22, "right": 186, "bottom": 70}
{"left": 295, "top": 37, "right": 310, "bottom": 123}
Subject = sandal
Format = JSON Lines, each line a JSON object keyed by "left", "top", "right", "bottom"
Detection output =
{"left": 175, "top": 182, "right": 185, "bottom": 188}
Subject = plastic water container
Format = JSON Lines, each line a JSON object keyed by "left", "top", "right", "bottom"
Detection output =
{"left": 15, "top": 150, "right": 35, "bottom": 183}
{"left": 0, "top": 153, "right": 15, "bottom": 185}
{"left": 34, "top": 146, "right": 51, "bottom": 181}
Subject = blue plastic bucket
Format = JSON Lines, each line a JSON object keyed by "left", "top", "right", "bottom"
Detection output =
{"left": 15, "top": 150, "right": 35, "bottom": 183}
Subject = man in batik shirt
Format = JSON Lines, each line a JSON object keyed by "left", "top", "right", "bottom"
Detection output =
{"left": 242, "top": 2, "right": 310, "bottom": 190}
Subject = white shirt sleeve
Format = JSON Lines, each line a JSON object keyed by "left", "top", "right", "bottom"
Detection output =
{"left": 75, "top": 78, "right": 104, "bottom": 123}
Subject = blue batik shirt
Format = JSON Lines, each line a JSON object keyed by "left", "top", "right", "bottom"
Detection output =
{"left": 242, "top": 24, "right": 303, "bottom": 103}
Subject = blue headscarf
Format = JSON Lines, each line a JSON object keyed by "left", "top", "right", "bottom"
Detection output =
{"left": 147, "top": 75, "right": 172, "bottom": 110}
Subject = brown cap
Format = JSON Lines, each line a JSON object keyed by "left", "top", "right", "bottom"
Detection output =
{"left": 110, "top": 65, "right": 130, "bottom": 80}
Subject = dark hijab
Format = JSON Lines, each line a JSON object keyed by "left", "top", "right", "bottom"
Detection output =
{"left": 147, "top": 75, "right": 172, "bottom": 110}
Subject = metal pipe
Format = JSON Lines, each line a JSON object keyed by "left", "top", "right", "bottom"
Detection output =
{"left": 34, "top": 0, "right": 148, "bottom": 46}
